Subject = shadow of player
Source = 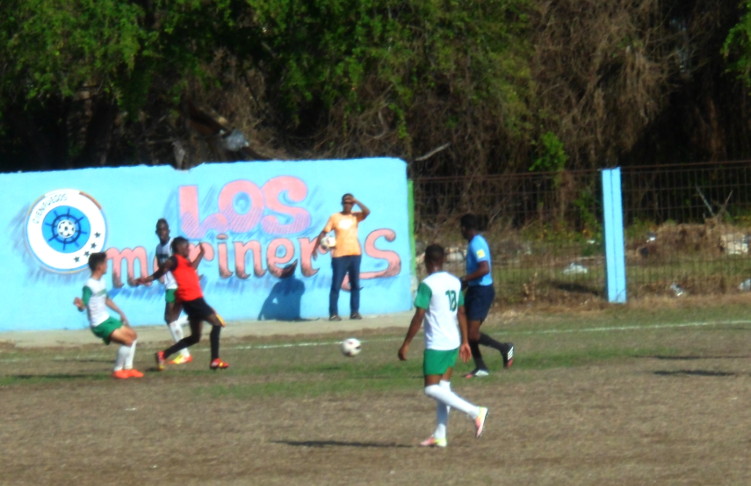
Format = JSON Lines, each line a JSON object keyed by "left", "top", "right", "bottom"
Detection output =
{"left": 258, "top": 261, "right": 306, "bottom": 321}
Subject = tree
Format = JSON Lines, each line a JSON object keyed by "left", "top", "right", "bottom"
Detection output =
{"left": 723, "top": 0, "right": 751, "bottom": 88}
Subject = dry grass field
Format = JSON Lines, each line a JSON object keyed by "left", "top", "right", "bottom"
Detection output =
{"left": 1, "top": 296, "right": 749, "bottom": 485}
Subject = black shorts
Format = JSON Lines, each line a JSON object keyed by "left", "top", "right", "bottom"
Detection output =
{"left": 181, "top": 297, "right": 215, "bottom": 322}
{"left": 465, "top": 285, "right": 495, "bottom": 321}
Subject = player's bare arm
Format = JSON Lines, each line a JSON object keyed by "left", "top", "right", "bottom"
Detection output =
{"left": 461, "top": 260, "right": 490, "bottom": 284}
{"left": 351, "top": 196, "right": 370, "bottom": 219}
{"left": 105, "top": 297, "right": 129, "bottom": 325}
{"left": 73, "top": 297, "right": 85, "bottom": 311}
{"left": 310, "top": 230, "right": 327, "bottom": 259}
{"left": 399, "top": 308, "right": 426, "bottom": 361}
{"left": 135, "top": 255, "right": 176, "bottom": 285}
{"left": 457, "top": 306, "right": 471, "bottom": 362}
{"left": 192, "top": 242, "right": 206, "bottom": 268}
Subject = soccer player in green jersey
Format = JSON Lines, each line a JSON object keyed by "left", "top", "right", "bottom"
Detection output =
{"left": 398, "top": 244, "right": 488, "bottom": 447}
{"left": 73, "top": 252, "right": 143, "bottom": 379}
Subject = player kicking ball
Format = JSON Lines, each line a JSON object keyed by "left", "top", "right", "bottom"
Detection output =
{"left": 134, "top": 237, "right": 229, "bottom": 371}
{"left": 398, "top": 244, "right": 488, "bottom": 447}
{"left": 74, "top": 252, "right": 144, "bottom": 379}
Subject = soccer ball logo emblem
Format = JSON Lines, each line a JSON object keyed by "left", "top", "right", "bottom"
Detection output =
{"left": 25, "top": 189, "right": 107, "bottom": 272}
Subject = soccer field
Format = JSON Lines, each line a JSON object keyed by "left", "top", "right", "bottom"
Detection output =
{"left": 1, "top": 296, "right": 749, "bottom": 485}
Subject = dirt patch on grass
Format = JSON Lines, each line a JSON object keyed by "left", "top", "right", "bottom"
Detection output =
{"left": 0, "top": 324, "right": 749, "bottom": 485}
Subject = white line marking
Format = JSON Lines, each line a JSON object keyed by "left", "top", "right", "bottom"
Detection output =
{"left": 519, "top": 319, "right": 751, "bottom": 335}
{"left": 1, "top": 320, "right": 748, "bottom": 362}
{"left": 226, "top": 319, "right": 751, "bottom": 351}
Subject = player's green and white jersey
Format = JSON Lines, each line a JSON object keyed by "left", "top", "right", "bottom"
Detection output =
{"left": 82, "top": 276, "right": 110, "bottom": 327}
{"left": 414, "top": 271, "right": 465, "bottom": 351}
{"left": 156, "top": 239, "right": 177, "bottom": 289}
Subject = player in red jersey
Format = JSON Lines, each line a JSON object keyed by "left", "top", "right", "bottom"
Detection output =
{"left": 135, "top": 236, "right": 229, "bottom": 371}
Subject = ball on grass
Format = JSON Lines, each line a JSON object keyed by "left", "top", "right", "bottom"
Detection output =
{"left": 340, "top": 337, "right": 362, "bottom": 357}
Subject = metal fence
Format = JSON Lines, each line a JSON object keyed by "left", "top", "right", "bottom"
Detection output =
{"left": 412, "top": 160, "right": 751, "bottom": 305}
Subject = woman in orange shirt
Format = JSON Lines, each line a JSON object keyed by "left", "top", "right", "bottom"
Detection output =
{"left": 312, "top": 193, "right": 370, "bottom": 321}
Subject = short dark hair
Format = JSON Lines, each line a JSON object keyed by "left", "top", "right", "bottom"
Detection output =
{"left": 460, "top": 213, "right": 479, "bottom": 231}
{"left": 88, "top": 252, "right": 107, "bottom": 271}
{"left": 156, "top": 218, "right": 169, "bottom": 229}
{"left": 424, "top": 244, "right": 445, "bottom": 264}
{"left": 341, "top": 193, "right": 353, "bottom": 203}
{"left": 171, "top": 236, "right": 188, "bottom": 254}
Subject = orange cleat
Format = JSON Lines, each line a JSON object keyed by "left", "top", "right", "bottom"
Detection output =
{"left": 155, "top": 351, "right": 166, "bottom": 371}
{"left": 125, "top": 368, "right": 144, "bottom": 378}
{"left": 112, "top": 369, "right": 130, "bottom": 379}
{"left": 170, "top": 354, "right": 193, "bottom": 365}
{"left": 209, "top": 358, "right": 230, "bottom": 370}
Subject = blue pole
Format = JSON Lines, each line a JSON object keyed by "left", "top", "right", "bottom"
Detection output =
{"left": 601, "top": 167, "right": 627, "bottom": 303}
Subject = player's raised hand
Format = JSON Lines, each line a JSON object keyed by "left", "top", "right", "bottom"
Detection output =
{"left": 73, "top": 297, "right": 85, "bottom": 311}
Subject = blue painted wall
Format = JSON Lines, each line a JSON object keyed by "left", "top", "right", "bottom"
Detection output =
{"left": 1, "top": 158, "right": 413, "bottom": 331}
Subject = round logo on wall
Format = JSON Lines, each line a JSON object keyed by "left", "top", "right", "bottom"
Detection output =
{"left": 26, "top": 189, "right": 107, "bottom": 272}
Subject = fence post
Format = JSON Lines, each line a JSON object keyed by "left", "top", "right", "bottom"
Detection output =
{"left": 407, "top": 179, "right": 418, "bottom": 293}
{"left": 601, "top": 167, "right": 627, "bottom": 303}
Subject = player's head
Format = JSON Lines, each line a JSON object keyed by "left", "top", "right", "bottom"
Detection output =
{"left": 171, "top": 236, "right": 190, "bottom": 257}
{"left": 88, "top": 252, "right": 108, "bottom": 273}
{"left": 460, "top": 213, "right": 480, "bottom": 239}
{"left": 341, "top": 193, "right": 354, "bottom": 212}
{"left": 424, "top": 244, "right": 445, "bottom": 272}
{"left": 156, "top": 218, "right": 170, "bottom": 242}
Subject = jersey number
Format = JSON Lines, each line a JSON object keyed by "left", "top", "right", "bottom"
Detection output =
{"left": 445, "top": 290, "right": 458, "bottom": 311}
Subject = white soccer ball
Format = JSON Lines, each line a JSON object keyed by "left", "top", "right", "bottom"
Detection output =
{"left": 320, "top": 234, "right": 336, "bottom": 250}
{"left": 340, "top": 337, "right": 362, "bottom": 357}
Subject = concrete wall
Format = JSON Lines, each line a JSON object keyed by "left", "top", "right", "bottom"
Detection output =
{"left": 2, "top": 158, "right": 412, "bottom": 331}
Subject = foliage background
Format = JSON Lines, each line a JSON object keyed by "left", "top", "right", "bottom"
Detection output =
{"left": 0, "top": 0, "right": 749, "bottom": 175}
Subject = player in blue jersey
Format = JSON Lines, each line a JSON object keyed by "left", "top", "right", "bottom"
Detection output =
{"left": 399, "top": 244, "right": 488, "bottom": 447}
{"left": 459, "top": 214, "right": 514, "bottom": 378}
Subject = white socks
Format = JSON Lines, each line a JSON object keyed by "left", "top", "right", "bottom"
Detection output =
{"left": 114, "top": 344, "right": 130, "bottom": 371}
{"left": 424, "top": 383, "right": 479, "bottom": 419}
{"left": 168, "top": 318, "right": 190, "bottom": 357}
{"left": 433, "top": 380, "right": 452, "bottom": 439}
{"left": 125, "top": 339, "right": 137, "bottom": 369}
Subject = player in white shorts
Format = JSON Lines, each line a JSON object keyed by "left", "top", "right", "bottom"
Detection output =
{"left": 154, "top": 219, "right": 191, "bottom": 365}
{"left": 398, "top": 244, "right": 488, "bottom": 447}
{"left": 73, "top": 252, "right": 143, "bottom": 379}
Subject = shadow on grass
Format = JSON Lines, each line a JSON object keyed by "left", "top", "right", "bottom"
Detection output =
{"left": 653, "top": 370, "right": 736, "bottom": 377}
{"left": 550, "top": 281, "right": 601, "bottom": 296}
{"left": 273, "top": 439, "right": 411, "bottom": 449}
{"left": 4, "top": 373, "right": 102, "bottom": 381}
{"left": 648, "top": 355, "right": 748, "bottom": 361}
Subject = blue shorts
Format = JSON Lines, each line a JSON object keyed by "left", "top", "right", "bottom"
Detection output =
{"left": 465, "top": 285, "right": 495, "bottom": 321}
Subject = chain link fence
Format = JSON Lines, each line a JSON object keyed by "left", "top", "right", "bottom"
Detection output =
{"left": 412, "top": 160, "right": 751, "bottom": 305}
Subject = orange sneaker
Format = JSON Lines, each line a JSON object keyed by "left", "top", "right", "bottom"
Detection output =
{"left": 155, "top": 351, "right": 166, "bottom": 371}
{"left": 419, "top": 436, "right": 447, "bottom": 448}
{"left": 170, "top": 354, "right": 193, "bottom": 365}
{"left": 112, "top": 369, "right": 130, "bottom": 379}
{"left": 210, "top": 358, "right": 230, "bottom": 370}
{"left": 125, "top": 368, "right": 144, "bottom": 378}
